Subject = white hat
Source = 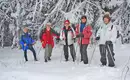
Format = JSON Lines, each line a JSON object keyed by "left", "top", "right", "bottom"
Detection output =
{"left": 104, "top": 12, "right": 110, "bottom": 17}
{"left": 46, "top": 22, "right": 52, "bottom": 25}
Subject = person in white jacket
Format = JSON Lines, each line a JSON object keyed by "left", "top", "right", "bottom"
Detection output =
{"left": 96, "top": 14, "right": 117, "bottom": 67}
{"left": 60, "top": 20, "right": 76, "bottom": 62}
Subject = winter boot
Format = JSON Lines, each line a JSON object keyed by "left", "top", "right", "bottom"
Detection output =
{"left": 65, "top": 59, "right": 68, "bottom": 62}
{"left": 84, "top": 61, "right": 88, "bottom": 64}
{"left": 108, "top": 64, "right": 115, "bottom": 67}
{"left": 34, "top": 59, "right": 38, "bottom": 61}
{"left": 48, "top": 57, "right": 51, "bottom": 61}
{"left": 80, "top": 59, "right": 83, "bottom": 62}
{"left": 45, "top": 59, "right": 48, "bottom": 62}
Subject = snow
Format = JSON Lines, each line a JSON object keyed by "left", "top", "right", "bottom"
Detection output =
{"left": 1, "top": 0, "right": 130, "bottom": 47}
{"left": 1, "top": 0, "right": 130, "bottom": 79}
{"left": 0, "top": 41, "right": 130, "bottom": 80}
{"left": 108, "top": 0, "right": 123, "bottom": 7}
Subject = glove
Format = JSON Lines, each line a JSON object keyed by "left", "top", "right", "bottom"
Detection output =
{"left": 32, "top": 41, "right": 36, "bottom": 45}
{"left": 95, "top": 37, "right": 100, "bottom": 40}
{"left": 76, "top": 33, "right": 84, "bottom": 38}
{"left": 80, "top": 33, "right": 84, "bottom": 37}
{"left": 73, "top": 38, "right": 76, "bottom": 43}
{"left": 76, "top": 34, "right": 80, "bottom": 38}
{"left": 41, "top": 41, "right": 44, "bottom": 44}
{"left": 105, "top": 41, "right": 112, "bottom": 45}
{"left": 24, "top": 44, "right": 27, "bottom": 46}
{"left": 56, "top": 38, "right": 60, "bottom": 42}
{"left": 76, "top": 34, "right": 79, "bottom": 38}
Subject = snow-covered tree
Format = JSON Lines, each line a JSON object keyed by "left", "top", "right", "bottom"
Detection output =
{"left": 0, "top": 0, "right": 129, "bottom": 47}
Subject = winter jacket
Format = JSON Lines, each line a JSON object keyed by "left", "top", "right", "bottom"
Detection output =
{"left": 60, "top": 26, "right": 76, "bottom": 45}
{"left": 20, "top": 33, "right": 35, "bottom": 51}
{"left": 40, "top": 28, "right": 59, "bottom": 48}
{"left": 96, "top": 22, "right": 117, "bottom": 45}
{"left": 75, "top": 24, "right": 92, "bottom": 44}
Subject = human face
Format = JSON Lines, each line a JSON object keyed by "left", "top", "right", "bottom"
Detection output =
{"left": 23, "top": 28, "right": 28, "bottom": 33}
{"left": 104, "top": 18, "right": 110, "bottom": 24}
{"left": 81, "top": 18, "right": 87, "bottom": 23}
{"left": 64, "top": 23, "right": 70, "bottom": 27}
{"left": 46, "top": 24, "right": 51, "bottom": 31}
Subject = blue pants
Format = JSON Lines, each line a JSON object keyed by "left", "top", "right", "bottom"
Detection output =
{"left": 24, "top": 45, "right": 37, "bottom": 61}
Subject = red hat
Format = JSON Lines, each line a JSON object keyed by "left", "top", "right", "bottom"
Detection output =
{"left": 64, "top": 20, "right": 70, "bottom": 24}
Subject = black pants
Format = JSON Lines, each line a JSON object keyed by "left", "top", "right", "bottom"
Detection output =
{"left": 99, "top": 41, "right": 115, "bottom": 67}
{"left": 63, "top": 44, "right": 76, "bottom": 61}
{"left": 80, "top": 44, "right": 88, "bottom": 64}
{"left": 24, "top": 45, "right": 37, "bottom": 61}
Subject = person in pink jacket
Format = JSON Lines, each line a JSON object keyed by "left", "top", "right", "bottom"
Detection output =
{"left": 75, "top": 16, "right": 92, "bottom": 64}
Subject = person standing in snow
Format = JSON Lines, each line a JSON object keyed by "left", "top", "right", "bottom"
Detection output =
{"left": 40, "top": 23, "right": 60, "bottom": 62}
{"left": 60, "top": 20, "right": 76, "bottom": 62}
{"left": 75, "top": 16, "right": 92, "bottom": 64}
{"left": 96, "top": 14, "right": 117, "bottom": 67}
{"left": 20, "top": 27, "right": 38, "bottom": 61}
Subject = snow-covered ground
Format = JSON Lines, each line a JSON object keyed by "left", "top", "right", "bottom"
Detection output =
{"left": 0, "top": 41, "right": 130, "bottom": 80}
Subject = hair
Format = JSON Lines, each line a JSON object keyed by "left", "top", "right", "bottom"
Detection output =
{"left": 81, "top": 15, "right": 87, "bottom": 24}
{"left": 81, "top": 15, "right": 87, "bottom": 20}
{"left": 103, "top": 15, "right": 111, "bottom": 21}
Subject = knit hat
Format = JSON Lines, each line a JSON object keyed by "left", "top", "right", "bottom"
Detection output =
{"left": 64, "top": 20, "right": 70, "bottom": 24}
{"left": 46, "top": 22, "right": 52, "bottom": 26}
{"left": 104, "top": 12, "right": 110, "bottom": 16}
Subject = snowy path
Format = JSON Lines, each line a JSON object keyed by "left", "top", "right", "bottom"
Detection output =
{"left": 0, "top": 43, "right": 130, "bottom": 80}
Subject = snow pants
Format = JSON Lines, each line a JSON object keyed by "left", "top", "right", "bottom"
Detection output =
{"left": 80, "top": 44, "right": 88, "bottom": 64}
{"left": 44, "top": 44, "right": 52, "bottom": 60}
{"left": 63, "top": 44, "right": 76, "bottom": 61}
{"left": 99, "top": 41, "right": 115, "bottom": 67}
{"left": 24, "top": 45, "right": 37, "bottom": 61}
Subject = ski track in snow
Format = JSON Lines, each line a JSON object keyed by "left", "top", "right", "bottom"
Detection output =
{"left": 0, "top": 42, "right": 130, "bottom": 80}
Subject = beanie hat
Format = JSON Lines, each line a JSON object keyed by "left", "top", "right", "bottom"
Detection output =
{"left": 64, "top": 20, "right": 70, "bottom": 24}
{"left": 46, "top": 22, "right": 52, "bottom": 26}
{"left": 103, "top": 12, "right": 111, "bottom": 21}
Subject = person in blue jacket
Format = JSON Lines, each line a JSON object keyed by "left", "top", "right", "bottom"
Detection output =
{"left": 20, "top": 27, "right": 38, "bottom": 61}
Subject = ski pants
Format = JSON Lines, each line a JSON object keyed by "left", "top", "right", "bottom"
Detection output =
{"left": 99, "top": 41, "right": 115, "bottom": 67}
{"left": 24, "top": 45, "right": 37, "bottom": 61}
{"left": 80, "top": 44, "right": 88, "bottom": 64}
{"left": 63, "top": 44, "right": 76, "bottom": 61}
{"left": 44, "top": 44, "right": 52, "bottom": 60}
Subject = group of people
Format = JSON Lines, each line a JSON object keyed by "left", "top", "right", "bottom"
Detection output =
{"left": 20, "top": 13, "right": 117, "bottom": 67}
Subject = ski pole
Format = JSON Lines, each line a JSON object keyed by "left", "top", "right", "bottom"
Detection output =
{"left": 124, "top": 66, "right": 129, "bottom": 80}
{"left": 60, "top": 44, "right": 64, "bottom": 63}
{"left": 77, "top": 37, "right": 82, "bottom": 65}
{"left": 0, "top": 60, "right": 7, "bottom": 67}
{"left": 121, "top": 56, "right": 130, "bottom": 80}
{"left": 89, "top": 41, "right": 98, "bottom": 66}
{"left": 107, "top": 44, "right": 115, "bottom": 64}
{"left": 37, "top": 46, "right": 42, "bottom": 60}
{"left": 76, "top": 16, "right": 82, "bottom": 65}
{"left": 73, "top": 42, "right": 79, "bottom": 64}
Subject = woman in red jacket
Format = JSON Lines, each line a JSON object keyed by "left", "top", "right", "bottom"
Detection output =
{"left": 40, "top": 23, "right": 59, "bottom": 62}
{"left": 75, "top": 16, "right": 92, "bottom": 64}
